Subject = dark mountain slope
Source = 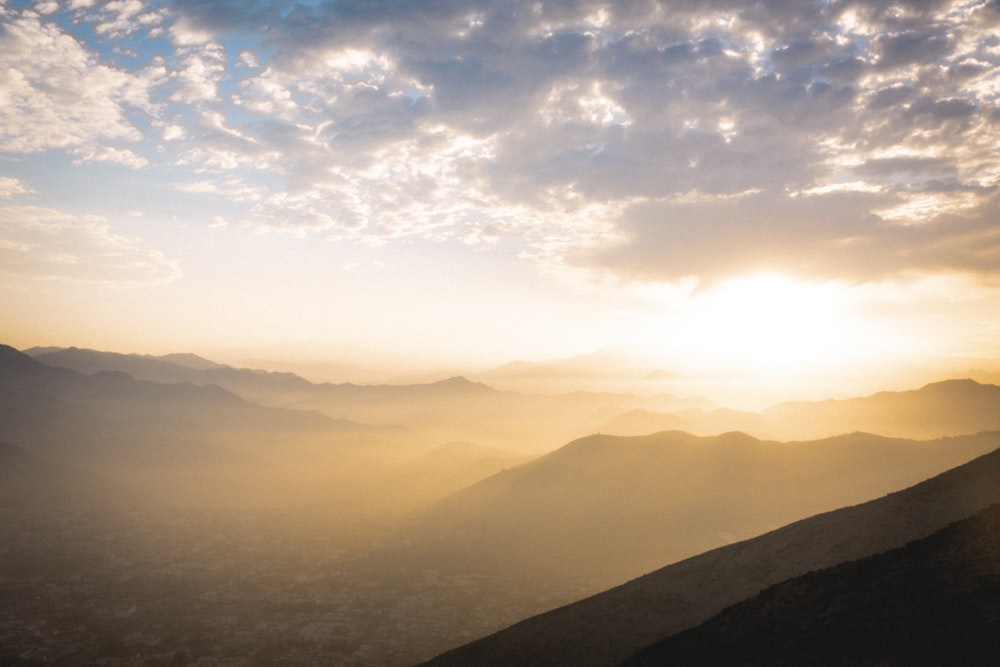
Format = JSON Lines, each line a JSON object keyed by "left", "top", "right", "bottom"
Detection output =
{"left": 421, "top": 445, "right": 1000, "bottom": 667}
{"left": 408, "top": 430, "right": 1000, "bottom": 583}
{"left": 625, "top": 503, "right": 1000, "bottom": 666}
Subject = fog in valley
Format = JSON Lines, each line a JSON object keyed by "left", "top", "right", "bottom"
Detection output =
{"left": 4, "top": 343, "right": 1000, "bottom": 665}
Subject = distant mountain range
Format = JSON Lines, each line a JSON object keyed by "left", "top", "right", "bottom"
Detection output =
{"left": 1, "top": 344, "right": 344, "bottom": 465}
{"left": 404, "top": 429, "right": 1000, "bottom": 585}
{"left": 763, "top": 378, "right": 1000, "bottom": 439}
{"left": 24, "top": 347, "right": 1000, "bottom": 447}
{"left": 22, "top": 346, "right": 715, "bottom": 453}
{"left": 598, "top": 378, "right": 1000, "bottom": 441}
{"left": 422, "top": 445, "right": 1000, "bottom": 666}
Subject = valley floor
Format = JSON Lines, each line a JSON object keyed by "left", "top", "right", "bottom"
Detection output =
{"left": 0, "top": 503, "right": 597, "bottom": 666}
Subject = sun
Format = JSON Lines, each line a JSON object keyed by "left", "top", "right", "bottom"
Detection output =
{"left": 644, "top": 273, "right": 886, "bottom": 381}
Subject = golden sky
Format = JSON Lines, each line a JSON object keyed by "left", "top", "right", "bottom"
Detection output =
{"left": 2, "top": 0, "right": 999, "bottom": 395}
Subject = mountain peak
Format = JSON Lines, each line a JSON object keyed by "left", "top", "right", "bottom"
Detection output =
{"left": 0, "top": 344, "right": 47, "bottom": 375}
{"left": 429, "top": 376, "right": 496, "bottom": 393}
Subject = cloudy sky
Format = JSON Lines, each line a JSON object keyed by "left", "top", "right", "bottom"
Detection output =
{"left": 2, "top": 0, "right": 999, "bottom": 391}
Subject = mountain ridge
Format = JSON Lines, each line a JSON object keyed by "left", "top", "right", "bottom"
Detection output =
{"left": 402, "top": 428, "right": 1000, "bottom": 587}
{"left": 421, "top": 444, "right": 1000, "bottom": 667}
{"left": 623, "top": 502, "right": 1000, "bottom": 666}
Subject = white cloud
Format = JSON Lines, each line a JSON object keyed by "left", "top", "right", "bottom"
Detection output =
{"left": 0, "top": 205, "right": 180, "bottom": 284}
{"left": 236, "top": 50, "right": 260, "bottom": 70}
{"left": 34, "top": 1, "right": 59, "bottom": 15}
{"left": 0, "top": 10, "right": 157, "bottom": 153}
{"left": 92, "top": 0, "right": 162, "bottom": 39}
{"left": 174, "top": 176, "right": 264, "bottom": 202}
{"left": 169, "top": 42, "right": 227, "bottom": 104}
{"left": 71, "top": 144, "right": 149, "bottom": 168}
{"left": 0, "top": 176, "right": 32, "bottom": 199}
{"left": 162, "top": 124, "right": 186, "bottom": 141}
{"left": 168, "top": 15, "right": 215, "bottom": 47}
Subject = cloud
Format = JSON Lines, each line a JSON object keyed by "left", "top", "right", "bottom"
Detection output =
{"left": 71, "top": 145, "right": 149, "bottom": 168}
{"left": 34, "top": 1, "right": 59, "bottom": 16}
{"left": 90, "top": 0, "right": 166, "bottom": 39}
{"left": 0, "top": 205, "right": 181, "bottom": 284}
{"left": 0, "top": 9, "right": 159, "bottom": 154}
{"left": 9, "top": 0, "right": 1000, "bottom": 285}
{"left": 0, "top": 176, "right": 32, "bottom": 199}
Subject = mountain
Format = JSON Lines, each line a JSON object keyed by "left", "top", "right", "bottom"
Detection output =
{"left": 421, "top": 445, "right": 1000, "bottom": 667}
{"left": 406, "top": 430, "right": 1000, "bottom": 584}
{"left": 598, "top": 407, "right": 772, "bottom": 438}
{"left": 24, "top": 346, "right": 709, "bottom": 453}
{"left": 376, "top": 441, "right": 532, "bottom": 511}
{"left": 624, "top": 503, "right": 1000, "bottom": 666}
{"left": 597, "top": 378, "right": 1000, "bottom": 442}
{"left": 764, "top": 379, "right": 1000, "bottom": 440}
{"left": 33, "top": 349, "right": 1000, "bottom": 444}
{"left": 0, "top": 344, "right": 343, "bottom": 466}
{"left": 25, "top": 346, "right": 315, "bottom": 399}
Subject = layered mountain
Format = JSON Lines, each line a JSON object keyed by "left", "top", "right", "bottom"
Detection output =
{"left": 599, "top": 379, "right": 1000, "bottom": 441}
{"left": 25, "top": 346, "right": 709, "bottom": 453}
{"left": 624, "top": 503, "right": 1000, "bottom": 666}
{"left": 0, "top": 344, "right": 364, "bottom": 479}
{"left": 598, "top": 407, "right": 772, "bottom": 438}
{"left": 407, "top": 430, "right": 1000, "bottom": 584}
{"left": 422, "top": 445, "right": 1000, "bottom": 667}
{"left": 763, "top": 379, "right": 1000, "bottom": 440}
{"left": 25, "top": 345, "right": 323, "bottom": 402}
{"left": 4, "top": 344, "right": 338, "bottom": 438}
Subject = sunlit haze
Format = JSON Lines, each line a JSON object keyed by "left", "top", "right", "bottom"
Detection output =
{"left": 3, "top": 0, "right": 1000, "bottom": 405}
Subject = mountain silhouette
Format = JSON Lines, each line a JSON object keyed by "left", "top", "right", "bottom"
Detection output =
{"left": 598, "top": 379, "right": 1000, "bottom": 441}
{"left": 24, "top": 346, "right": 708, "bottom": 454}
{"left": 421, "top": 445, "right": 1000, "bottom": 667}
{"left": 599, "top": 407, "right": 772, "bottom": 438}
{"left": 0, "top": 344, "right": 343, "bottom": 466}
{"left": 624, "top": 503, "right": 1000, "bottom": 666}
{"left": 26, "top": 345, "right": 315, "bottom": 399}
{"left": 407, "top": 430, "right": 1000, "bottom": 584}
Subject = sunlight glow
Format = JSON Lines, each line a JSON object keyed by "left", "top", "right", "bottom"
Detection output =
{"left": 687, "top": 276, "right": 852, "bottom": 373}
{"left": 640, "top": 274, "right": 894, "bottom": 381}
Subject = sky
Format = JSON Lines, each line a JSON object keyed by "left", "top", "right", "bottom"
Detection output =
{"left": 2, "top": 0, "right": 1000, "bottom": 398}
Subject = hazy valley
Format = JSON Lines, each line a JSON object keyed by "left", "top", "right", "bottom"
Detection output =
{"left": 3, "top": 343, "right": 1000, "bottom": 665}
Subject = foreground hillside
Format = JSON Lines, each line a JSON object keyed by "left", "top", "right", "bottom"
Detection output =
{"left": 625, "top": 503, "right": 1000, "bottom": 666}
{"left": 422, "top": 446, "right": 1000, "bottom": 667}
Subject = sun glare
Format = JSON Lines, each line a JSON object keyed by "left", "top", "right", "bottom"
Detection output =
{"left": 650, "top": 274, "right": 882, "bottom": 380}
